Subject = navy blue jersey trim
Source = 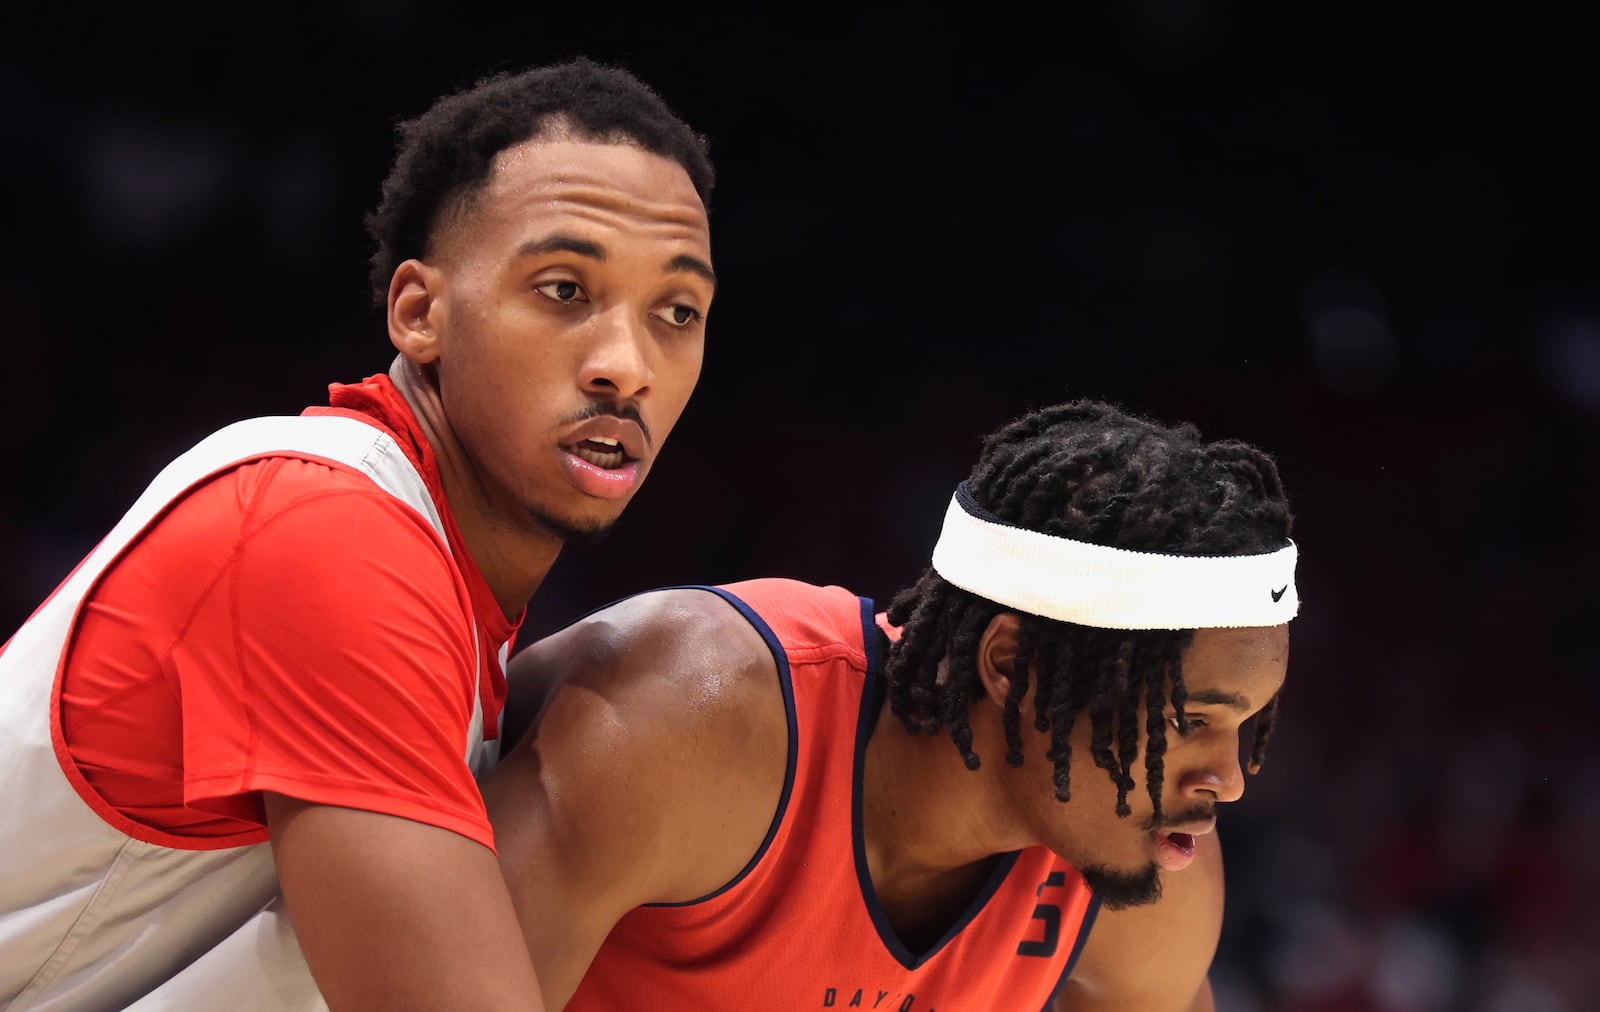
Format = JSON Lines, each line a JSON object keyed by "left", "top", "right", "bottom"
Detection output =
{"left": 642, "top": 585, "right": 799, "bottom": 908}
{"left": 851, "top": 597, "right": 1025, "bottom": 970}
{"left": 1040, "top": 890, "right": 1102, "bottom": 1006}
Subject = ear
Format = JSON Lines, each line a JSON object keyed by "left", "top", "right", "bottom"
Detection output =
{"left": 387, "top": 259, "right": 445, "bottom": 364}
{"left": 975, "top": 612, "right": 1022, "bottom": 710}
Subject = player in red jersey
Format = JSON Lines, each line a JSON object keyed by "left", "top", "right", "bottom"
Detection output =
{"left": 0, "top": 60, "right": 714, "bottom": 1010}
{"left": 483, "top": 400, "right": 1298, "bottom": 1010}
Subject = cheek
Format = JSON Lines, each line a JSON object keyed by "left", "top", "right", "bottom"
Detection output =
{"left": 1056, "top": 718, "right": 1165, "bottom": 820}
{"left": 455, "top": 293, "right": 562, "bottom": 363}
{"left": 450, "top": 309, "right": 568, "bottom": 398}
{"left": 440, "top": 354, "right": 560, "bottom": 464}
{"left": 666, "top": 340, "right": 704, "bottom": 395}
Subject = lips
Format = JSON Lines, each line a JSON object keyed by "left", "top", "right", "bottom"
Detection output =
{"left": 1147, "top": 816, "right": 1215, "bottom": 872}
{"left": 558, "top": 415, "right": 646, "bottom": 500}
{"left": 561, "top": 415, "right": 645, "bottom": 462}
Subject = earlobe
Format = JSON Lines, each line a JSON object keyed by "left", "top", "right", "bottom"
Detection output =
{"left": 387, "top": 259, "right": 443, "bottom": 364}
{"left": 975, "top": 613, "right": 1022, "bottom": 710}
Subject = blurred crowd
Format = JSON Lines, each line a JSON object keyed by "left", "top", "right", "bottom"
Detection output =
{"left": 5, "top": 4, "right": 1595, "bottom": 1008}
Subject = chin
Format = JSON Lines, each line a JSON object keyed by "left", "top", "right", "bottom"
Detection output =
{"left": 1078, "top": 861, "right": 1163, "bottom": 910}
{"left": 525, "top": 504, "right": 620, "bottom": 546}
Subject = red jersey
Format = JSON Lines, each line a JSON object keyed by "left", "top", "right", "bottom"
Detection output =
{"left": 568, "top": 578, "right": 1099, "bottom": 1011}
{"left": 56, "top": 374, "right": 517, "bottom": 850}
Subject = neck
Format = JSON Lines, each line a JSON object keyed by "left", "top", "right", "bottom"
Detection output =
{"left": 861, "top": 696, "right": 1018, "bottom": 904}
{"left": 389, "top": 357, "right": 564, "bottom": 621}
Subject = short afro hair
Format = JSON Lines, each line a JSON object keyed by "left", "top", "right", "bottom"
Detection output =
{"left": 364, "top": 57, "right": 714, "bottom": 304}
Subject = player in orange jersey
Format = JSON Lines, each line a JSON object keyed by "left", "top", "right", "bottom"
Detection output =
{"left": 483, "top": 399, "right": 1298, "bottom": 1010}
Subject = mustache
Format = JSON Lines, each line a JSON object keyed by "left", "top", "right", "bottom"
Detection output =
{"left": 1142, "top": 804, "right": 1215, "bottom": 833}
{"left": 560, "top": 400, "right": 652, "bottom": 448}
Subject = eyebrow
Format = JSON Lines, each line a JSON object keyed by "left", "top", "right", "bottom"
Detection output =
{"left": 1182, "top": 689, "right": 1252, "bottom": 712}
{"left": 514, "top": 236, "right": 716, "bottom": 291}
{"left": 516, "top": 234, "right": 606, "bottom": 261}
{"left": 664, "top": 253, "right": 717, "bottom": 291}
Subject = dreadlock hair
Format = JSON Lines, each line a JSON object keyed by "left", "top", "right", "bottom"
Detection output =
{"left": 364, "top": 57, "right": 714, "bottom": 305}
{"left": 884, "top": 400, "right": 1293, "bottom": 822}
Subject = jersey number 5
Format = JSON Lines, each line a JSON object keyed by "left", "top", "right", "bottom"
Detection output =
{"left": 1017, "top": 871, "right": 1067, "bottom": 958}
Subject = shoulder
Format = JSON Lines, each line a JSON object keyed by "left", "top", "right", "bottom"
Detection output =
{"left": 101, "top": 454, "right": 464, "bottom": 654}
{"left": 188, "top": 456, "right": 453, "bottom": 581}
{"left": 503, "top": 578, "right": 872, "bottom": 747}
{"left": 512, "top": 586, "right": 780, "bottom": 742}
{"left": 135, "top": 457, "right": 474, "bottom": 691}
{"left": 145, "top": 453, "right": 444, "bottom": 563}
{"left": 491, "top": 587, "right": 789, "bottom": 901}
{"left": 217, "top": 460, "right": 466, "bottom": 640}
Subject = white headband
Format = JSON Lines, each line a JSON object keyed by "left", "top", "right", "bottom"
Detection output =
{"left": 929, "top": 483, "right": 1299, "bottom": 630}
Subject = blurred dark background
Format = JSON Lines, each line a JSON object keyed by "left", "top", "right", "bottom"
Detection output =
{"left": 5, "top": 4, "right": 1596, "bottom": 1009}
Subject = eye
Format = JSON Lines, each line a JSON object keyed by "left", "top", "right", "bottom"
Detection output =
{"left": 534, "top": 280, "right": 588, "bottom": 304}
{"left": 1168, "top": 714, "right": 1206, "bottom": 737}
{"left": 653, "top": 303, "right": 703, "bottom": 328}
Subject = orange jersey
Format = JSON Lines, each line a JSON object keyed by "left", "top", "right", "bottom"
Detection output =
{"left": 568, "top": 578, "right": 1099, "bottom": 1011}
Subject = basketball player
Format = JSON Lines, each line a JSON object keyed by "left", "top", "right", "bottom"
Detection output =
{"left": 483, "top": 400, "right": 1298, "bottom": 1010}
{"left": 0, "top": 59, "right": 714, "bottom": 1011}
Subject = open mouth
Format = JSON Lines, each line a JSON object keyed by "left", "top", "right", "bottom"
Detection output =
{"left": 570, "top": 436, "right": 634, "bottom": 469}
{"left": 1148, "top": 828, "right": 1201, "bottom": 871}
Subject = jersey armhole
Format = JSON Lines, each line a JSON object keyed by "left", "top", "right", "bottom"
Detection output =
{"left": 643, "top": 585, "right": 799, "bottom": 908}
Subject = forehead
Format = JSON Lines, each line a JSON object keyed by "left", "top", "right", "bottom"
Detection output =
{"left": 443, "top": 138, "right": 710, "bottom": 260}
{"left": 1181, "top": 625, "right": 1289, "bottom": 706}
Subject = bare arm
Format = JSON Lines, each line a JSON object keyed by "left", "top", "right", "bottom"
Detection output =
{"left": 266, "top": 796, "right": 546, "bottom": 1011}
{"left": 480, "top": 589, "right": 790, "bottom": 1009}
{"left": 1053, "top": 830, "right": 1227, "bottom": 1012}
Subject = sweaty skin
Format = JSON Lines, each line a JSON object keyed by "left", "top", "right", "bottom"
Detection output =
{"left": 484, "top": 589, "right": 1286, "bottom": 1010}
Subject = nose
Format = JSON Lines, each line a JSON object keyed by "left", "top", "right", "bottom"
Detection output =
{"left": 1180, "top": 738, "right": 1246, "bottom": 804}
{"left": 579, "top": 306, "right": 654, "bottom": 401}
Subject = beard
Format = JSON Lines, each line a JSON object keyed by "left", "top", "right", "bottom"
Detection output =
{"left": 1078, "top": 860, "right": 1163, "bottom": 910}
{"left": 1073, "top": 802, "right": 1214, "bottom": 910}
{"left": 526, "top": 502, "right": 618, "bottom": 546}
